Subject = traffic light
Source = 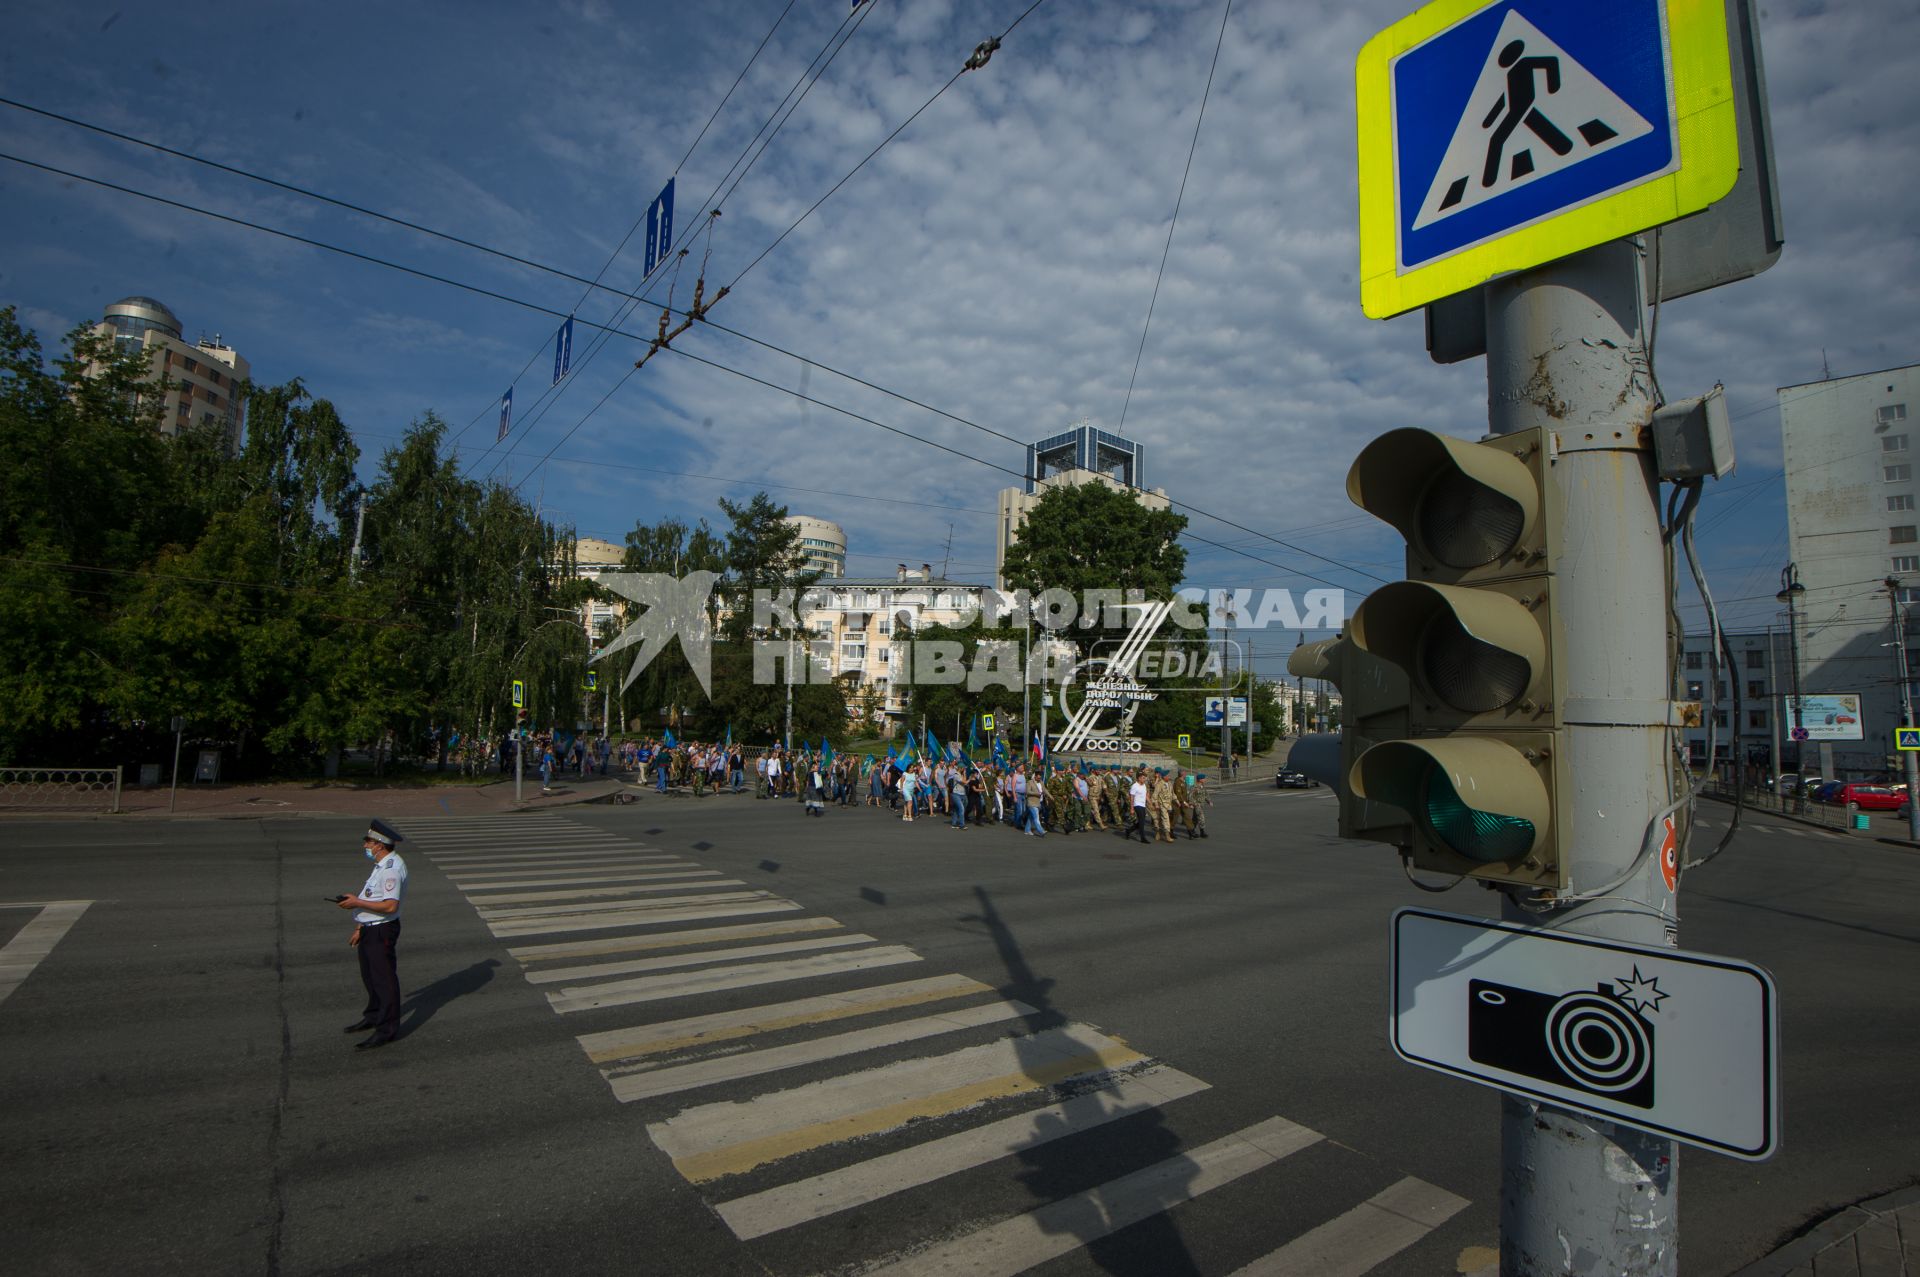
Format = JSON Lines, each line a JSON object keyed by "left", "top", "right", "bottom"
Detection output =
{"left": 1287, "top": 634, "right": 1407, "bottom": 845}
{"left": 1340, "top": 425, "right": 1569, "bottom": 890}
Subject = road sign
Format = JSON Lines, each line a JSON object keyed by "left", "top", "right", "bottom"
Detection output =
{"left": 643, "top": 177, "right": 677, "bottom": 278}
{"left": 1898, "top": 728, "right": 1920, "bottom": 751}
{"left": 585, "top": 670, "right": 598, "bottom": 692}
{"left": 551, "top": 316, "right": 574, "bottom": 386}
{"left": 1782, "top": 693, "right": 1864, "bottom": 741}
{"left": 983, "top": 713, "right": 995, "bottom": 732}
{"left": 1392, "top": 908, "right": 1778, "bottom": 1159}
{"left": 498, "top": 387, "right": 513, "bottom": 442}
{"left": 1178, "top": 733, "right": 1192, "bottom": 750}
{"left": 511, "top": 679, "right": 525, "bottom": 709}
{"left": 1356, "top": 0, "right": 1739, "bottom": 319}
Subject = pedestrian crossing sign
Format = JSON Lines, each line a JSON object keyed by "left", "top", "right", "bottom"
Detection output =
{"left": 1897, "top": 728, "right": 1920, "bottom": 751}
{"left": 1356, "top": 0, "right": 1739, "bottom": 319}
{"left": 982, "top": 713, "right": 995, "bottom": 732}
{"left": 1178, "top": 733, "right": 1192, "bottom": 750}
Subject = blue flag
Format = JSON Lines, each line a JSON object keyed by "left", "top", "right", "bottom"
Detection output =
{"left": 821, "top": 737, "right": 833, "bottom": 764}
{"left": 968, "top": 717, "right": 981, "bottom": 757}
{"left": 926, "top": 728, "right": 942, "bottom": 763}
{"left": 724, "top": 723, "right": 732, "bottom": 748}
{"left": 663, "top": 728, "right": 677, "bottom": 747}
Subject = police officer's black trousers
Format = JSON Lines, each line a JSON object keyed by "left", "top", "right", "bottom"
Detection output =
{"left": 358, "top": 920, "right": 403, "bottom": 1038}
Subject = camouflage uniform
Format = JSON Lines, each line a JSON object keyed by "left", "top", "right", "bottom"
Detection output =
{"left": 1149, "top": 772, "right": 1175, "bottom": 842}
{"left": 1043, "top": 772, "right": 1074, "bottom": 833}
{"left": 1184, "top": 776, "right": 1211, "bottom": 838}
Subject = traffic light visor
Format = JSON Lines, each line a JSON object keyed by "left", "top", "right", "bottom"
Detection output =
{"left": 1347, "top": 429, "right": 1539, "bottom": 571}
{"left": 1349, "top": 582, "right": 1543, "bottom": 715}
{"left": 1351, "top": 737, "right": 1549, "bottom": 863}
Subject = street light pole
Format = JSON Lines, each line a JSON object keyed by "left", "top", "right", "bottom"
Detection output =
{"left": 1778, "top": 565, "right": 1807, "bottom": 812}
{"left": 1886, "top": 578, "right": 1920, "bottom": 842}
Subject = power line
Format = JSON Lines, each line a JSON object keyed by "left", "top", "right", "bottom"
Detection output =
{"left": 1117, "top": 0, "right": 1230, "bottom": 434}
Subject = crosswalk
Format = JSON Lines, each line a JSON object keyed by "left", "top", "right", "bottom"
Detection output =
{"left": 400, "top": 814, "right": 1469, "bottom": 1273}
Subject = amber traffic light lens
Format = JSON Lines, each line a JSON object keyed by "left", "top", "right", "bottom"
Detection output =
{"left": 1421, "top": 613, "right": 1532, "bottom": 713}
{"left": 1418, "top": 470, "right": 1525, "bottom": 569}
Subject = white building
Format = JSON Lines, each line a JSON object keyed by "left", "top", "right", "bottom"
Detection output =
{"left": 783, "top": 514, "right": 846, "bottom": 579}
{"left": 1676, "top": 630, "right": 1789, "bottom": 778}
{"left": 572, "top": 536, "right": 629, "bottom": 647}
{"left": 91, "top": 295, "right": 249, "bottom": 452}
{"left": 1779, "top": 361, "right": 1920, "bottom": 775}
{"left": 995, "top": 424, "right": 1168, "bottom": 589}
{"left": 795, "top": 564, "right": 989, "bottom": 727}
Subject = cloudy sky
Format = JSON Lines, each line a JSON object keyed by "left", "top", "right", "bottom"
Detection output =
{"left": 3, "top": 0, "right": 1917, "bottom": 673}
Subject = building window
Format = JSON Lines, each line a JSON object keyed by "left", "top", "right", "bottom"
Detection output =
{"left": 1885, "top": 434, "right": 1911, "bottom": 452}
{"left": 1712, "top": 711, "right": 1727, "bottom": 728}
{"left": 877, "top": 648, "right": 889, "bottom": 663}
{"left": 1894, "top": 526, "right": 1918, "bottom": 544}
{"left": 1748, "top": 710, "right": 1766, "bottom": 730}
{"left": 877, "top": 620, "right": 890, "bottom": 635}
{"left": 1900, "top": 588, "right": 1920, "bottom": 606}
{"left": 1745, "top": 649, "right": 1764, "bottom": 669}
{"left": 1888, "top": 464, "right": 1913, "bottom": 482}
{"left": 183, "top": 356, "right": 199, "bottom": 374}
{"left": 1685, "top": 681, "right": 1703, "bottom": 700}
{"left": 1892, "top": 495, "right": 1916, "bottom": 512}
{"left": 1685, "top": 651, "right": 1702, "bottom": 670}
{"left": 1747, "top": 680, "right": 1764, "bottom": 698}
{"left": 1881, "top": 404, "right": 1909, "bottom": 423}
{"left": 1895, "top": 557, "right": 1920, "bottom": 573}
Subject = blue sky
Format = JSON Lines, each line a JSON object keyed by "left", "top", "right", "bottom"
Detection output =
{"left": 3, "top": 0, "right": 1917, "bottom": 670}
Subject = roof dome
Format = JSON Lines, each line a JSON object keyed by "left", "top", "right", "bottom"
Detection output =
{"left": 104, "top": 295, "right": 182, "bottom": 338}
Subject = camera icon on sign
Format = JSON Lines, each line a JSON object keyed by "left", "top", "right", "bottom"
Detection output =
{"left": 1467, "top": 979, "right": 1656, "bottom": 1109}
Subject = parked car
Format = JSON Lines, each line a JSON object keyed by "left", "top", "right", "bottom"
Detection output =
{"left": 1275, "top": 768, "right": 1316, "bottom": 789}
{"left": 1833, "top": 783, "right": 1902, "bottom": 812}
{"left": 1812, "top": 781, "right": 1846, "bottom": 804}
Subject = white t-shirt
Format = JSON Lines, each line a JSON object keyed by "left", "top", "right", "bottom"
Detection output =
{"left": 768, "top": 757, "right": 783, "bottom": 779}
{"left": 1130, "top": 781, "right": 1148, "bottom": 809}
{"left": 356, "top": 851, "right": 407, "bottom": 925}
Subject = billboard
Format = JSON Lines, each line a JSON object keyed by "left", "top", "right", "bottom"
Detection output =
{"left": 1782, "top": 694, "right": 1864, "bottom": 742}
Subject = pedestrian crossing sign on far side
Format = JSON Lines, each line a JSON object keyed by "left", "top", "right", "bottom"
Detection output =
{"left": 1356, "top": 0, "right": 1739, "bottom": 319}
{"left": 1897, "top": 728, "right": 1920, "bottom": 751}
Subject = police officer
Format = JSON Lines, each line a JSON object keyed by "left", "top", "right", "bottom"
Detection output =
{"left": 337, "top": 819, "right": 407, "bottom": 1050}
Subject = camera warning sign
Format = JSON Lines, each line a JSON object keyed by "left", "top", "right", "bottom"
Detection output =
{"left": 1391, "top": 908, "right": 1779, "bottom": 1159}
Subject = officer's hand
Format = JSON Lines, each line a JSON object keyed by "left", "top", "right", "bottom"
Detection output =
{"left": 348, "top": 926, "right": 362, "bottom": 947}
{"left": 336, "top": 895, "right": 359, "bottom": 910}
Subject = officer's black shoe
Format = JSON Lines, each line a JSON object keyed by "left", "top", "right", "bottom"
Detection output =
{"left": 355, "top": 1033, "right": 396, "bottom": 1051}
{"left": 343, "top": 1019, "right": 376, "bottom": 1033}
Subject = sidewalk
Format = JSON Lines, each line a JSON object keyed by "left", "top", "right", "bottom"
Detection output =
{"left": 1730, "top": 1185, "right": 1920, "bottom": 1276}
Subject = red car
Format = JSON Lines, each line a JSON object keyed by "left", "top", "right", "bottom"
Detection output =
{"left": 1832, "top": 783, "right": 1902, "bottom": 812}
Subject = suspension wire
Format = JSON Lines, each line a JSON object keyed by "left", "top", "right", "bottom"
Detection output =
{"left": 1117, "top": 0, "right": 1231, "bottom": 434}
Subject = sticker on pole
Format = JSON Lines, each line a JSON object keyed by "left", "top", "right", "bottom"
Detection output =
{"left": 1355, "top": 0, "right": 1739, "bottom": 319}
{"left": 1391, "top": 908, "right": 1779, "bottom": 1159}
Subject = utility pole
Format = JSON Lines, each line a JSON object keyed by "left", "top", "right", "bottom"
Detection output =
{"left": 1244, "top": 637, "right": 1255, "bottom": 766}
{"left": 1886, "top": 578, "right": 1920, "bottom": 842}
{"left": 348, "top": 496, "right": 367, "bottom": 585}
{"left": 784, "top": 630, "right": 794, "bottom": 753}
{"left": 1767, "top": 625, "right": 1782, "bottom": 803}
{"left": 1778, "top": 565, "right": 1807, "bottom": 812}
{"left": 1485, "top": 239, "right": 1675, "bottom": 1271}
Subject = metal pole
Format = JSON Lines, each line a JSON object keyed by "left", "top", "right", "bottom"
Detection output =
{"left": 1780, "top": 566, "right": 1806, "bottom": 812}
{"left": 1768, "top": 626, "right": 1782, "bottom": 808}
{"left": 514, "top": 725, "right": 523, "bottom": 803}
{"left": 1887, "top": 580, "right": 1920, "bottom": 842}
{"left": 1484, "top": 238, "right": 1675, "bottom": 1274}
{"left": 1244, "top": 638, "right": 1254, "bottom": 766}
{"left": 168, "top": 717, "right": 183, "bottom": 814}
{"left": 1022, "top": 601, "right": 1031, "bottom": 758}
{"left": 785, "top": 632, "right": 794, "bottom": 752}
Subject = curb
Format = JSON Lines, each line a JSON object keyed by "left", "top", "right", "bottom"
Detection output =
{"left": 1727, "top": 1184, "right": 1920, "bottom": 1277}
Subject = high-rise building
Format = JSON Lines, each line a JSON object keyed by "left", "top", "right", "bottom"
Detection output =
{"left": 91, "top": 296, "right": 249, "bottom": 453}
{"left": 784, "top": 515, "right": 847, "bottom": 578}
{"left": 1778, "top": 361, "right": 1920, "bottom": 775}
{"left": 995, "top": 423, "right": 1167, "bottom": 589}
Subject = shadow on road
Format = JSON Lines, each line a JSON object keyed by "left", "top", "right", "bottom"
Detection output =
{"left": 965, "top": 886, "right": 1201, "bottom": 1277}
{"left": 402, "top": 958, "right": 500, "bottom": 1032}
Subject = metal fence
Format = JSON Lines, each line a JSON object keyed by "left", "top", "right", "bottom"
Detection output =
{"left": 0, "top": 767, "right": 123, "bottom": 814}
{"left": 1704, "top": 779, "right": 1860, "bottom": 829}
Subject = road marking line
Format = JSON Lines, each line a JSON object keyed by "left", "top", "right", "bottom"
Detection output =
{"left": 648, "top": 1024, "right": 1149, "bottom": 1183}
{"left": 611, "top": 997, "right": 1035, "bottom": 1102}
{"left": 460, "top": 875, "right": 726, "bottom": 905}
{"left": 713, "top": 1065, "right": 1212, "bottom": 1240}
{"left": 450, "top": 869, "right": 702, "bottom": 889}
{"left": 548, "top": 946, "right": 922, "bottom": 1015}
{"left": 516, "top": 916, "right": 846, "bottom": 966}
{"left": 862, "top": 1115, "right": 1324, "bottom": 1276}
{"left": 1227, "top": 1176, "right": 1469, "bottom": 1276}
{"left": 575, "top": 973, "right": 994, "bottom": 1063}
{"left": 529, "top": 933, "right": 877, "bottom": 985}
{"left": 488, "top": 898, "right": 801, "bottom": 938}
{"left": 430, "top": 848, "right": 669, "bottom": 864}
{"left": 0, "top": 901, "right": 92, "bottom": 1007}
{"left": 476, "top": 884, "right": 755, "bottom": 919}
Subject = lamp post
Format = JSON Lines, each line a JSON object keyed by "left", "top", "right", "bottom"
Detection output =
{"left": 1777, "top": 565, "right": 1807, "bottom": 812}
{"left": 1886, "top": 578, "right": 1920, "bottom": 842}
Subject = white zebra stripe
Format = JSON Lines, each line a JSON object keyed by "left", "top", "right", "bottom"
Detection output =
{"left": 547, "top": 946, "right": 922, "bottom": 1015}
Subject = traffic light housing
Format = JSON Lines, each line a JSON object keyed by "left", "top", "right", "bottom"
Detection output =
{"left": 1288, "top": 635, "right": 1408, "bottom": 845}
{"left": 1341, "top": 425, "right": 1569, "bottom": 890}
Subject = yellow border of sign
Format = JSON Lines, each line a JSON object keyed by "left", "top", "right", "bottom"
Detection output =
{"left": 1356, "top": 0, "right": 1737, "bottom": 319}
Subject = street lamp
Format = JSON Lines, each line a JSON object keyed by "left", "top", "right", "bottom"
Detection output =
{"left": 1777, "top": 565, "right": 1807, "bottom": 812}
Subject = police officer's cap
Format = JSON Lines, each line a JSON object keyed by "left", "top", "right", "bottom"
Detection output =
{"left": 365, "top": 819, "right": 403, "bottom": 847}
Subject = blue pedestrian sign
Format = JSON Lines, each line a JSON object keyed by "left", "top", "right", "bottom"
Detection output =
{"left": 1897, "top": 728, "right": 1920, "bottom": 752}
{"left": 1356, "top": 0, "right": 1738, "bottom": 319}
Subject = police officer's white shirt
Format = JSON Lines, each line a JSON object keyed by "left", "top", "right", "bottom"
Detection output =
{"left": 356, "top": 851, "right": 407, "bottom": 925}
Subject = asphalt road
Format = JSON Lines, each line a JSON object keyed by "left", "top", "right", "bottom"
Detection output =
{"left": 0, "top": 784, "right": 1913, "bottom": 1275}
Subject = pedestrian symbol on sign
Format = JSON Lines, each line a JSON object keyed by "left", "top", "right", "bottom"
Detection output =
{"left": 1414, "top": 10, "right": 1655, "bottom": 231}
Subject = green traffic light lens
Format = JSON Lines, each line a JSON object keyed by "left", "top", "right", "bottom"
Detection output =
{"left": 1419, "top": 471, "right": 1525, "bottom": 569}
{"left": 1421, "top": 765, "right": 1535, "bottom": 863}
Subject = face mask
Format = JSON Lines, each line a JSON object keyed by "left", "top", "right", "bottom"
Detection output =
{"left": 365, "top": 847, "right": 378, "bottom": 861}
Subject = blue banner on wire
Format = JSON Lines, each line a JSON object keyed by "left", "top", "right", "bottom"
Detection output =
{"left": 497, "top": 387, "right": 513, "bottom": 442}
{"left": 551, "top": 316, "right": 574, "bottom": 386}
